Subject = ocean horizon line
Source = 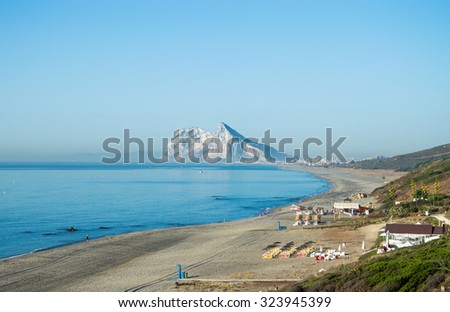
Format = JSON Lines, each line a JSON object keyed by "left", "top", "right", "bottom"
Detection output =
{"left": 0, "top": 161, "right": 284, "bottom": 170}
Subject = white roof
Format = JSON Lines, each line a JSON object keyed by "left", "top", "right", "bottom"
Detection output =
{"left": 334, "top": 202, "right": 360, "bottom": 209}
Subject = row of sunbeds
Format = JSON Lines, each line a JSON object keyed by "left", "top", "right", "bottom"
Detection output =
{"left": 262, "top": 241, "right": 315, "bottom": 259}
{"left": 262, "top": 241, "right": 346, "bottom": 260}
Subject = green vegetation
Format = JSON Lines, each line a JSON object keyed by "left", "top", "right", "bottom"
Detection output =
{"left": 295, "top": 237, "right": 450, "bottom": 292}
{"left": 358, "top": 250, "right": 377, "bottom": 261}
{"left": 372, "top": 157, "right": 450, "bottom": 215}
{"left": 344, "top": 143, "right": 450, "bottom": 171}
{"left": 422, "top": 216, "right": 440, "bottom": 226}
{"left": 296, "top": 148, "right": 450, "bottom": 292}
{"left": 386, "top": 201, "right": 444, "bottom": 218}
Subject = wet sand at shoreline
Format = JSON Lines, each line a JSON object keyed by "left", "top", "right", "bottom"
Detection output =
{"left": 0, "top": 166, "right": 404, "bottom": 292}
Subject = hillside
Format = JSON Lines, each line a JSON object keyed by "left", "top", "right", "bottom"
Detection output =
{"left": 372, "top": 157, "right": 450, "bottom": 202}
{"left": 293, "top": 157, "right": 450, "bottom": 292}
{"left": 294, "top": 237, "right": 450, "bottom": 292}
{"left": 348, "top": 143, "right": 450, "bottom": 171}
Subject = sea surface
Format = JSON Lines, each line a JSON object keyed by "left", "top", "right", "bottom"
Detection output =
{"left": 0, "top": 163, "right": 330, "bottom": 259}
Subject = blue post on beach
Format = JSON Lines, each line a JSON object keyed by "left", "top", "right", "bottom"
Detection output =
{"left": 177, "top": 264, "right": 182, "bottom": 279}
{"left": 277, "top": 220, "right": 286, "bottom": 230}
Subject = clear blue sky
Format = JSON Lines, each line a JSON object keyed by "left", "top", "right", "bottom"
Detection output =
{"left": 1, "top": 0, "right": 449, "bottom": 161}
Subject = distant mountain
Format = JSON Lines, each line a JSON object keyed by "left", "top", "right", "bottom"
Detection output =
{"left": 168, "top": 122, "right": 287, "bottom": 164}
{"left": 347, "top": 143, "right": 450, "bottom": 171}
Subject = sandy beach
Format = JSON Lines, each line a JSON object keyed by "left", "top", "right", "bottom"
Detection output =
{"left": 0, "top": 166, "right": 404, "bottom": 292}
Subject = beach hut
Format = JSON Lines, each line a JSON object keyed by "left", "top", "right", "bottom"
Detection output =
{"left": 290, "top": 204, "right": 304, "bottom": 212}
{"left": 384, "top": 223, "right": 448, "bottom": 244}
{"left": 333, "top": 202, "right": 361, "bottom": 216}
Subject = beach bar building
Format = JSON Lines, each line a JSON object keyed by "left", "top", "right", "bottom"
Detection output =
{"left": 385, "top": 223, "right": 448, "bottom": 245}
{"left": 333, "top": 202, "right": 361, "bottom": 216}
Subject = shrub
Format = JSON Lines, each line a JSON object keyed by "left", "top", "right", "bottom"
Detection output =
{"left": 295, "top": 238, "right": 450, "bottom": 292}
{"left": 420, "top": 273, "right": 446, "bottom": 291}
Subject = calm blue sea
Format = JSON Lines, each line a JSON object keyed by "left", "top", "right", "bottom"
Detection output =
{"left": 0, "top": 163, "right": 330, "bottom": 259}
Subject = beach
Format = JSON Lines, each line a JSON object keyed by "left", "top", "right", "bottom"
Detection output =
{"left": 0, "top": 166, "right": 404, "bottom": 292}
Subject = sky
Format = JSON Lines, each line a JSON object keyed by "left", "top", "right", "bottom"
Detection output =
{"left": 1, "top": 0, "right": 449, "bottom": 161}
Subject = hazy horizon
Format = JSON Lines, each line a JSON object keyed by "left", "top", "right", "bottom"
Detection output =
{"left": 0, "top": 123, "right": 448, "bottom": 163}
{"left": 1, "top": 1, "right": 449, "bottom": 162}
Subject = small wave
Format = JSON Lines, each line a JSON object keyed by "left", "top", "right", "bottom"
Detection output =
{"left": 129, "top": 224, "right": 144, "bottom": 228}
{"left": 168, "top": 223, "right": 190, "bottom": 227}
{"left": 1, "top": 251, "right": 34, "bottom": 261}
{"left": 214, "top": 195, "right": 259, "bottom": 202}
{"left": 213, "top": 196, "right": 231, "bottom": 200}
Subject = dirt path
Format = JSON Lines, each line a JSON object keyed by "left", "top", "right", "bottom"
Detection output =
{"left": 434, "top": 214, "right": 450, "bottom": 225}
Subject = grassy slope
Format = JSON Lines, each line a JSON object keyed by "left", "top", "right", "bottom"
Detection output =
{"left": 372, "top": 157, "right": 450, "bottom": 202}
{"left": 295, "top": 237, "right": 450, "bottom": 292}
{"left": 348, "top": 143, "right": 450, "bottom": 171}
{"left": 294, "top": 152, "right": 450, "bottom": 292}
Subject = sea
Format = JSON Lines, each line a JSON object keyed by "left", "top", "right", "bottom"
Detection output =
{"left": 0, "top": 163, "right": 330, "bottom": 259}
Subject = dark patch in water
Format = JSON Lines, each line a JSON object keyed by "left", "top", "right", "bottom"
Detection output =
{"left": 42, "top": 233, "right": 56, "bottom": 236}
{"left": 22, "top": 230, "right": 33, "bottom": 234}
{"left": 214, "top": 195, "right": 257, "bottom": 201}
{"left": 99, "top": 226, "right": 111, "bottom": 230}
{"left": 57, "top": 227, "right": 79, "bottom": 232}
{"left": 168, "top": 223, "right": 189, "bottom": 227}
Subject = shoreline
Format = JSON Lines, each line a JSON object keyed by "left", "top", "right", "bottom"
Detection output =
{"left": 0, "top": 165, "right": 331, "bottom": 261}
{"left": 0, "top": 166, "right": 404, "bottom": 292}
